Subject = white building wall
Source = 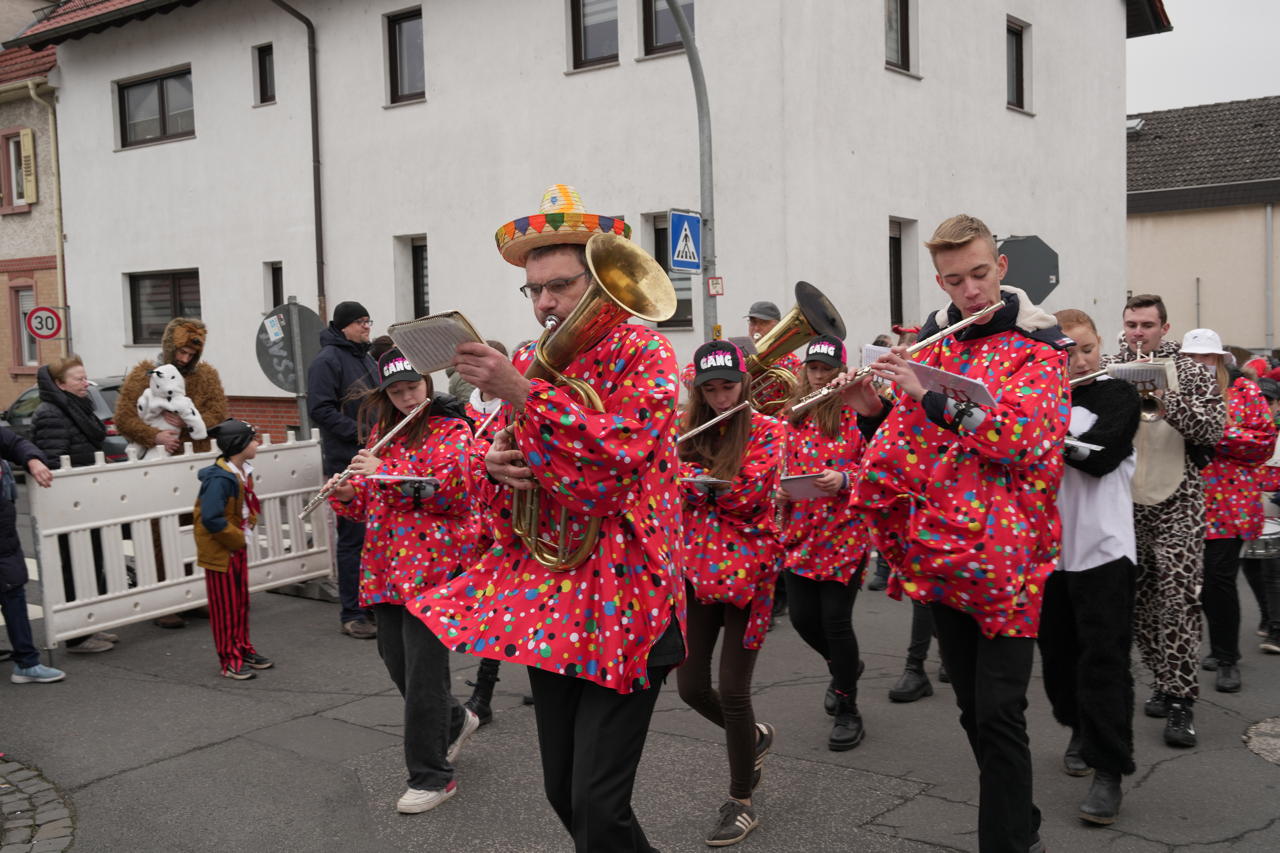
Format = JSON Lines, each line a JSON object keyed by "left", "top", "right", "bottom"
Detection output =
{"left": 52, "top": 0, "right": 1128, "bottom": 397}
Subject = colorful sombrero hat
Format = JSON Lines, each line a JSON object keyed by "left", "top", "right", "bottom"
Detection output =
{"left": 495, "top": 184, "right": 631, "bottom": 267}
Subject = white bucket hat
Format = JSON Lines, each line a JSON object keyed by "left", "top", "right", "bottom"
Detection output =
{"left": 1181, "top": 328, "right": 1236, "bottom": 366}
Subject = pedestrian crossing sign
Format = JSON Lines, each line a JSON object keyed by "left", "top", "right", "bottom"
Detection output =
{"left": 668, "top": 209, "right": 701, "bottom": 273}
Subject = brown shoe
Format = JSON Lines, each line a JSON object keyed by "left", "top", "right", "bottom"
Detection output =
{"left": 341, "top": 619, "right": 377, "bottom": 639}
{"left": 154, "top": 615, "right": 186, "bottom": 629}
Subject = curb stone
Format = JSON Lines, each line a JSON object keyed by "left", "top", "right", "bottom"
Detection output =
{"left": 0, "top": 760, "right": 73, "bottom": 853}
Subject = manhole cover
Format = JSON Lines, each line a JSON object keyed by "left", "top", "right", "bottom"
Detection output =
{"left": 1245, "top": 716, "right": 1280, "bottom": 764}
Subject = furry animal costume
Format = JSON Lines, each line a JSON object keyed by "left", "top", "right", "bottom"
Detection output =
{"left": 115, "top": 317, "right": 227, "bottom": 455}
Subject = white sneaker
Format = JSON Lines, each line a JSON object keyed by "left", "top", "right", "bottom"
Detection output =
{"left": 396, "top": 780, "right": 457, "bottom": 814}
{"left": 447, "top": 708, "right": 481, "bottom": 763}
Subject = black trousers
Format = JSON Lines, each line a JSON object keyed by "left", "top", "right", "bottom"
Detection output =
{"left": 1201, "top": 538, "right": 1245, "bottom": 665}
{"left": 528, "top": 665, "right": 668, "bottom": 853}
{"left": 931, "top": 603, "right": 1040, "bottom": 853}
{"left": 374, "top": 604, "right": 465, "bottom": 790}
{"left": 906, "top": 599, "right": 937, "bottom": 665}
{"left": 335, "top": 516, "right": 368, "bottom": 624}
{"left": 1036, "top": 560, "right": 1136, "bottom": 775}
{"left": 677, "top": 589, "right": 760, "bottom": 799}
{"left": 785, "top": 571, "right": 861, "bottom": 698}
{"left": 1241, "top": 556, "right": 1280, "bottom": 631}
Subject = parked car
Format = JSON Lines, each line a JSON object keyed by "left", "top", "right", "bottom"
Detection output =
{"left": 1, "top": 375, "right": 129, "bottom": 463}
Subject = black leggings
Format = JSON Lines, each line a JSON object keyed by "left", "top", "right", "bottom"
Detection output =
{"left": 676, "top": 583, "right": 760, "bottom": 800}
{"left": 785, "top": 571, "right": 861, "bottom": 699}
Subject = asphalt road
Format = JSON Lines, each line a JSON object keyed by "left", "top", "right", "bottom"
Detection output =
{"left": 2, "top": 580, "right": 1279, "bottom": 852}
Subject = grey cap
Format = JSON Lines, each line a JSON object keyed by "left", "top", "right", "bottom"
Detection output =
{"left": 1258, "top": 377, "right": 1280, "bottom": 400}
{"left": 744, "top": 301, "right": 782, "bottom": 322}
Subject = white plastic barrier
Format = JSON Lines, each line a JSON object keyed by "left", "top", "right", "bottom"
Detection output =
{"left": 28, "top": 434, "right": 331, "bottom": 646}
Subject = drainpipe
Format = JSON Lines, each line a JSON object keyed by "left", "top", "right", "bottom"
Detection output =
{"left": 1267, "top": 203, "right": 1275, "bottom": 352}
{"left": 268, "top": 0, "right": 327, "bottom": 320}
{"left": 25, "top": 79, "right": 68, "bottom": 353}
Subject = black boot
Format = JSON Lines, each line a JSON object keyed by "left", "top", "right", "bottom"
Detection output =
{"left": 1215, "top": 661, "right": 1241, "bottom": 693}
{"left": 1143, "top": 690, "right": 1168, "bottom": 718}
{"left": 464, "top": 659, "right": 500, "bottom": 726}
{"left": 1163, "top": 698, "right": 1197, "bottom": 747}
{"left": 824, "top": 679, "right": 837, "bottom": 716}
{"left": 829, "top": 693, "right": 865, "bottom": 751}
{"left": 888, "top": 662, "right": 933, "bottom": 703}
{"left": 1063, "top": 728, "right": 1091, "bottom": 776}
{"left": 1079, "top": 770, "right": 1122, "bottom": 825}
{"left": 937, "top": 662, "right": 950, "bottom": 684}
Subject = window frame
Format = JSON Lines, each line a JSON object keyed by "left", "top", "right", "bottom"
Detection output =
{"left": 0, "top": 126, "right": 32, "bottom": 215}
{"left": 885, "top": 0, "right": 910, "bottom": 71}
{"left": 570, "top": 0, "right": 619, "bottom": 69}
{"left": 127, "top": 270, "right": 201, "bottom": 345}
{"left": 648, "top": 214, "right": 694, "bottom": 331}
{"left": 118, "top": 68, "right": 195, "bottom": 148}
{"left": 642, "top": 0, "right": 693, "bottom": 57}
{"left": 388, "top": 8, "right": 426, "bottom": 104}
{"left": 1006, "top": 21, "right": 1025, "bottom": 109}
{"left": 255, "top": 43, "right": 276, "bottom": 105}
{"left": 9, "top": 281, "right": 39, "bottom": 370}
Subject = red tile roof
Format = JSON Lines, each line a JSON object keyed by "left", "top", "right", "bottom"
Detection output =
{"left": 0, "top": 45, "right": 55, "bottom": 86}
{"left": 4, "top": 0, "right": 201, "bottom": 49}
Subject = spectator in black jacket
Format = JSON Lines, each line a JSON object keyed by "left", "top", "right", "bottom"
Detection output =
{"left": 306, "top": 301, "right": 379, "bottom": 639}
{"left": 1, "top": 425, "right": 64, "bottom": 683}
{"left": 31, "top": 356, "right": 118, "bottom": 654}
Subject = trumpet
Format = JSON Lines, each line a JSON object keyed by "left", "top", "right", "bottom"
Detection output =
{"left": 298, "top": 396, "right": 433, "bottom": 519}
{"left": 789, "top": 301, "right": 1003, "bottom": 416}
{"left": 746, "top": 281, "right": 846, "bottom": 413}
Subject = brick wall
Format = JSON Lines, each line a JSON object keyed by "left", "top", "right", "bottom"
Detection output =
{"left": 226, "top": 396, "right": 302, "bottom": 444}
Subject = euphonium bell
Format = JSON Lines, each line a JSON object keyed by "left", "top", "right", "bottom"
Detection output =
{"left": 511, "top": 232, "right": 677, "bottom": 571}
{"left": 747, "top": 281, "right": 846, "bottom": 413}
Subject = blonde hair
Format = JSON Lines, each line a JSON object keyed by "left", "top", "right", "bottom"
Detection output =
{"left": 924, "top": 214, "right": 997, "bottom": 260}
{"left": 47, "top": 355, "right": 84, "bottom": 384}
{"left": 1054, "top": 309, "right": 1098, "bottom": 336}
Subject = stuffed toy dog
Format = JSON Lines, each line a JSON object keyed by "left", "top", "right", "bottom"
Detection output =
{"left": 129, "top": 364, "right": 207, "bottom": 459}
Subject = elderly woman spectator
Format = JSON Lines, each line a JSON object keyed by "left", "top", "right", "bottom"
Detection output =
{"left": 31, "top": 355, "right": 117, "bottom": 654}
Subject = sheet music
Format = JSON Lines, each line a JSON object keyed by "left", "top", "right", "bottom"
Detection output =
{"left": 862, "top": 344, "right": 891, "bottom": 367}
{"left": 1109, "top": 360, "right": 1177, "bottom": 393}
{"left": 906, "top": 363, "right": 997, "bottom": 406}
{"left": 780, "top": 473, "right": 829, "bottom": 500}
{"left": 388, "top": 312, "right": 485, "bottom": 375}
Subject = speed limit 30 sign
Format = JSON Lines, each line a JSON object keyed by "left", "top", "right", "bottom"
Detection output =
{"left": 26, "top": 306, "right": 64, "bottom": 340}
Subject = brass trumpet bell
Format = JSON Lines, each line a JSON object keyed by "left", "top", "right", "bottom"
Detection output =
{"left": 747, "top": 281, "right": 846, "bottom": 412}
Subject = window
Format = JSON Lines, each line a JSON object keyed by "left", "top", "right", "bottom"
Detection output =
{"left": 265, "top": 262, "right": 283, "bottom": 309}
{"left": 119, "top": 69, "right": 194, "bottom": 147}
{"left": 1006, "top": 21, "right": 1025, "bottom": 109}
{"left": 411, "top": 239, "right": 428, "bottom": 318}
{"left": 13, "top": 286, "right": 38, "bottom": 366}
{"left": 643, "top": 0, "right": 693, "bottom": 56}
{"left": 571, "top": 0, "right": 618, "bottom": 68}
{"left": 888, "top": 221, "right": 904, "bottom": 327}
{"left": 129, "top": 271, "right": 200, "bottom": 344}
{"left": 388, "top": 9, "right": 425, "bottom": 103}
{"left": 650, "top": 216, "right": 693, "bottom": 330}
{"left": 255, "top": 44, "right": 275, "bottom": 104}
{"left": 0, "top": 127, "right": 35, "bottom": 214}
{"left": 885, "top": 0, "right": 909, "bottom": 70}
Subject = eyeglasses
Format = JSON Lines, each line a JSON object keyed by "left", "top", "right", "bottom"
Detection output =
{"left": 519, "top": 270, "right": 590, "bottom": 300}
{"left": 356, "top": 318, "right": 373, "bottom": 327}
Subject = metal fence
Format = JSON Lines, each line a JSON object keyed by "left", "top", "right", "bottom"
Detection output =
{"left": 27, "top": 435, "right": 331, "bottom": 647}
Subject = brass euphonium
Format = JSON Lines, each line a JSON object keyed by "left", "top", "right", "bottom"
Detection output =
{"left": 747, "top": 281, "right": 846, "bottom": 414}
{"left": 511, "top": 232, "right": 677, "bottom": 571}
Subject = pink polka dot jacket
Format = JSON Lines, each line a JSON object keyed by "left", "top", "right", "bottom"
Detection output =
{"left": 408, "top": 325, "right": 684, "bottom": 694}
{"left": 680, "top": 410, "right": 784, "bottom": 650}
{"left": 782, "top": 406, "right": 870, "bottom": 585}
{"left": 1202, "top": 376, "right": 1277, "bottom": 540}
{"left": 852, "top": 294, "right": 1070, "bottom": 639}
{"left": 331, "top": 416, "right": 476, "bottom": 606}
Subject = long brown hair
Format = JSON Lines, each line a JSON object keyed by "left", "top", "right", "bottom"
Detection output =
{"left": 786, "top": 361, "right": 848, "bottom": 439}
{"left": 356, "top": 375, "right": 435, "bottom": 448}
{"left": 678, "top": 381, "right": 752, "bottom": 481}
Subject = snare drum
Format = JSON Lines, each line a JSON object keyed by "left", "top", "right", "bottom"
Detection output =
{"left": 1242, "top": 517, "right": 1280, "bottom": 560}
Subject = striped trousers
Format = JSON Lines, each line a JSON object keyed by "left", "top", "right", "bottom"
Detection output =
{"left": 205, "top": 550, "right": 256, "bottom": 673}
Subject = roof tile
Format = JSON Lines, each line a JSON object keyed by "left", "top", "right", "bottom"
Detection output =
{"left": 1128, "top": 96, "right": 1280, "bottom": 192}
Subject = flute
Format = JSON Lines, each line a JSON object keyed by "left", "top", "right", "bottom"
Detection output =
{"left": 676, "top": 400, "right": 752, "bottom": 444}
{"left": 789, "top": 301, "right": 1003, "bottom": 416}
{"left": 298, "top": 396, "right": 433, "bottom": 520}
{"left": 1068, "top": 368, "right": 1108, "bottom": 387}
